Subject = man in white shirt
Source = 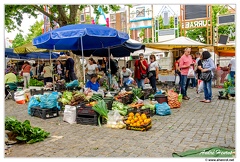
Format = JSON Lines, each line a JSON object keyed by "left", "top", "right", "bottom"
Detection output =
{"left": 120, "top": 66, "right": 132, "bottom": 87}
{"left": 228, "top": 57, "right": 235, "bottom": 84}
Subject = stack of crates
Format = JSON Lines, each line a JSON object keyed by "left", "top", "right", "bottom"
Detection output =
{"left": 76, "top": 103, "right": 98, "bottom": 125}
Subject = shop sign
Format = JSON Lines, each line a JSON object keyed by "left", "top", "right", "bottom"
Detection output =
{"left": 182, "top": 20, "right": 210, "bottom": 29}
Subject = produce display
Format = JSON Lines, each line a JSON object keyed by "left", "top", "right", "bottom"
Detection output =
{"left": 124, "top": 112, "right": 152, "bottom": 131}
{"left": 29, "top": 78, "right": 44, "bottom": 87}
{"left": 167, "top": 90, "right": 182, "bottom": 109}
{"left": 5, "top": 117, "right": 50, "bottom": 144}
{"left": 58, "top": 91, "right": 87, "bottom": 106}
{"left": 132, "top": 88, "right": 144, "bottom": 102}
{"left": 92, "top": 100, "right": 108, "bottom": 126}
{"left": 112, "top": 101, "right": 129, "bottom": 116}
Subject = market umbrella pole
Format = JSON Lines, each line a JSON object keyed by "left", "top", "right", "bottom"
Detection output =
{"left": 108, "top": 47, "right": 111, "bottom": 91}
{"left": 80, "top": 37, "right": 85, "bottom": 83}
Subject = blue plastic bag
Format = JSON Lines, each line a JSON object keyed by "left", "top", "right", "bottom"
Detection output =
{"left": 66, "top": 80, "right": 79, "bottom": 88}
{"left": 154, "top": 90, "right": 162, "bottom": 96}
{"left": 28, "top": 96, "right": 41, "bottom": 115}
{"left": 40, "top": 92, "right": 59, "bottom": 109}
{"left": 155, "top": 102, "right": 171, "bottom": 116}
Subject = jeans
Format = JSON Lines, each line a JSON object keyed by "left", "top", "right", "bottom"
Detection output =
{"left": 203, "top": 79, "right": 212, "bottom": 100}
{"left": 190, "top": 77, "right": 196, "bottom": 87}
{"left": 149, "top": 71, "right": 157, "bottom": 92}
{"left": 180, "top": 75, "right": 190, "bottom": 97}
{"left": 136, "top": 78, "right": 144, "bottom": 89}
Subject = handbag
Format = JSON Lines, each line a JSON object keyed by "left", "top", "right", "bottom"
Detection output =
{"left": 199, "top": 71, "right": 212, "bottom": 82}
{"left": 141, "top": 73, "right": 147, "bottom": 79}
{"left": 147, "top": 71, "right": 154, "bottom": 78}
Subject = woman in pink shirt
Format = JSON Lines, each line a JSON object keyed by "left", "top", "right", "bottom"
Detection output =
{"left": 179, "top": 48, "right": 193, "bottom": 100}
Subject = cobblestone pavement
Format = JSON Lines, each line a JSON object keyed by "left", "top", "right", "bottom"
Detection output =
{"left": 4, "top": 87, "right": 235, "bottom": 158}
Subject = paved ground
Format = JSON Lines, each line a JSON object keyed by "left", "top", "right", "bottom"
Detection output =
{"left": 4, "top": 87, "right": 235, "bottom": 158}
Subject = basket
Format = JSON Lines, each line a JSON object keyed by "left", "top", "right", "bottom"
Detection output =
{"left": 155, "top": 95, "right": 168, "bottom": 104}
{"left": 126, "top": 121, "right": 152, "bottom": 131}
{"left": 31, "top": 106, "right": 59, "bottom": 119}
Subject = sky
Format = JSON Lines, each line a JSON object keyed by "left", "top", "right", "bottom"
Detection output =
{"left": 4, "top": 5, "right": 181, "bottom": 40}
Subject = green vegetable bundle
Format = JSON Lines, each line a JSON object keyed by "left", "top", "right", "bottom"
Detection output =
{"left": 5, "top": 117, "right": 50, "bottom": 144}
{"left": 92, "top": 100, "right": 108, "bottom": 126}
{"left": 132, "top": 88, "right": 143, "bottom": 102}
{"left": 29, "top": 78, "right": 44, "bottom": 87}
{"left": 112, "top": 101, "right": 129, "bottom": 116}
{"left": 90, "top": 94, "right": 103, "bottom": 101}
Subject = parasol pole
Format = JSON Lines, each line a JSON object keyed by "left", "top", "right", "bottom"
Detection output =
{"left": 108, "top": 47, "right": 111, "bottom": 91}
{"left": 80, "top": 36, "right": 85, "bottom": 83}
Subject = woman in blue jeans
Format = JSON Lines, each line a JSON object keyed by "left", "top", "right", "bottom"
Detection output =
{"left": 198, "top": 51, "right": 215, "bottom": 103}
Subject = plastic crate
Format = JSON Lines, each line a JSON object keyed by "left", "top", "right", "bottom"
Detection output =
{"left": 142, "top": 89, "right": 154, "bottom": 100}
{"left": 55, "top": 83, "right": 66, "bottom": 92}
{"left": 31, "top": 106, "right": 59, "bottom": 119}
{"left": 76, "top": 104, "right": 98, "bottom": 116}
{"left": 103, "top": 98, "right": 113, "bottom": 110}
{"left": 76, "top": 115, "right": 98, "bottom": 125}
{"left": 30, "top": 88, "right": 44, "bottom": 96}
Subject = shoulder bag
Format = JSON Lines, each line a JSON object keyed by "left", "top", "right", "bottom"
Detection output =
{"left": 199, "top": 71, "right": 212, "bottom": 82}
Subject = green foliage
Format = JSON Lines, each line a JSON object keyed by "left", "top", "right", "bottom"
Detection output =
{"left": 24, "top": 20, "right": 44, "bottom": 43}
{"left": 12, "top": 33, "right": 25, "bottom": 48}
{"left": 5, "top": 5, "right": 122, "bottom": 31}
{"left": 5, "top": 117, "right": 50, "bottom": 144}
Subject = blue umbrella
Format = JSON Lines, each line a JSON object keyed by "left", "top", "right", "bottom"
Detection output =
{"left": 32, "top": 24, "right": 129, "bottom": 50}
{"left": 32, "top": 24, "right": 129, "bottom": 82}
{"left": 72, "top": 40, "right": 145, "bottom": 57}
{"left": 5, "top": 48, "right": 21, "bottom": 59}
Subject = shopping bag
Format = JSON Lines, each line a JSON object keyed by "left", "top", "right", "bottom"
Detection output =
{"left": 187, "top": 67, "right": 195, "bottom": 78}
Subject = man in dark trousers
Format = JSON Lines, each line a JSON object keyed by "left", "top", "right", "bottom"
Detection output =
{"left": 65, "top": 52, "right": 77, "bottom": 82}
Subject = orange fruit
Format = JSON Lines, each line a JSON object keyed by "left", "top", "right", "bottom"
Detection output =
{"left": 135, "top": 113, "right": 140, "bottom": 117}
{"left": 131, "top": 120, "right": 135, "bottom": 124}
{"left": 140, "top": 122, "right": 145, "bottom": 126}
{"left": 128, "top": 116, "right": 132, "bottom": 121}
{"left": 129, "top": 112, "right": 134, "bottom": 117}
{"left": 136, "top": 122, "right": 141, "bottom": 127}
{"left": 139, "top": 119, "right": 143, "bottom": 123}
{"left": 142, "top": 116, "right": 147, "bottom": 120}
{"left": 132, "top": 123, "right": 137, "bottom": 126}
{"left": 126, "top": 120, "right": 131, "bottom": 125}
{"left": 144, "top": 119, "right": 148, "bottom": 124}
{"left": 134, "top": 117, "right": 138, "bottom": 122}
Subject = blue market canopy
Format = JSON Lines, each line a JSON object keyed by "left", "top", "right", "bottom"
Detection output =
{"left": 72, "top": 39, "right": 145, "bottom": 57}
{"left": 32, "top": 24, "right": 129, "bottom": 50}
{"left": 5, "top": 48, "right": 61, "bottom": 59}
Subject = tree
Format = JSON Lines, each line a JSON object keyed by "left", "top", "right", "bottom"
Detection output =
{"left": 184, "top": 5, "right": 235, "bottom": 43}
{"left": 24, "top": 20, "right": 44, "bottom": 43}
{"left": 12, "top": 33, "right": 25, "bottom": 48}
{"left": 5, "top": 5, "right": 122, "bottom": 32}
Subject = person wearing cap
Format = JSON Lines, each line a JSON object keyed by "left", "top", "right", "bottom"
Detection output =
{"left": 65, "top": 52, "right": 77, "bottom": 82}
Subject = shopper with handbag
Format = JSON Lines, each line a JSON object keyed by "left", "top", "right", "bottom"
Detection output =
{"left": 148, "top": 54, "right": 159, "bottom": 92}
{"left": 134, "top": 53, "right": 148, "bottom": 89}
{"left": 198, "top": 51, "right": 215, "bottom": 103}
